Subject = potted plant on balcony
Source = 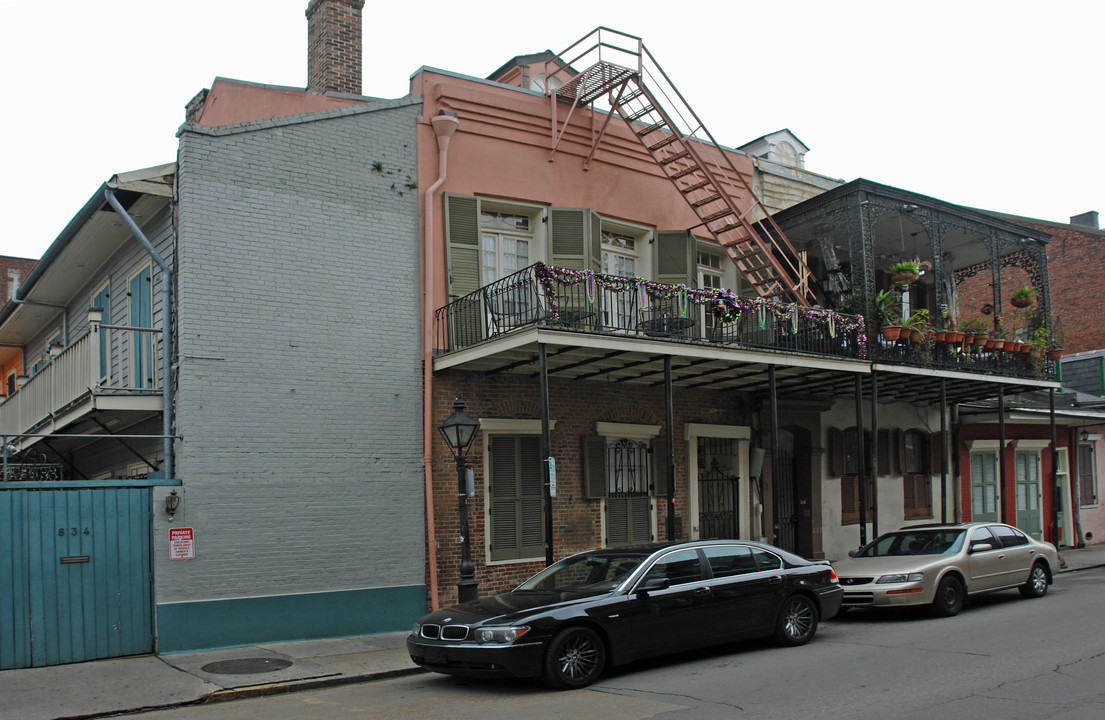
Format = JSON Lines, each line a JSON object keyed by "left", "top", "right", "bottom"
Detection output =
{"left": 901, "top": 309, "right": 931, "bottom": 343}
{"left": 889, "top": 260, "right": 921, "bottom": 285}
{"left": 1011, "top": 286, "right": 1036, "bottom": 308}
{"left": 875, "top": 289, "right": 904, "bottom": 341}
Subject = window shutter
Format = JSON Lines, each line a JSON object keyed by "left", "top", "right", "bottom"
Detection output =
{"left": 607, "top": 497, "right": 629, "bottom": 545}
{"left": 582, "top": 435, "right": 608, "bottom": 500}
{"left": 650, "top": 436, "right": 669, "bottom": 498}
{"left": 929, "top": 432, "right": 942, "bottom": 475}
{"left": 896, "top": 429, "right": 906, "bottom": 476}
{"left": 654, "top": 230, "right": 696, "bottom": 287}
{"left": 828, "top": 427, "right": 844, "bottom": 477}
{"left": 489, "top": 435, "right": 519, "bottom": 561}
{"left": 444, "top": 193, "right": 481, "bottom": 298}
{"left": 518, "top": 436, "right": 545, "bottom": 558}
{"left": 877, "top": 429, "right": 892, "bottom": 475}
{"left": 841, "top": 476, "right": 858, "bottom": 523}
{"left": 903, "top": 475, "right": 916, "bottom": 509}
{"left": 1079, "top": 445, "right": 1097, "bottom": 505}
{"left": 549, "top": 207, "right": 600, "bottom": 272}
{"left": 629, "top": 496, "right": 653, "bottom": 543}
{"left": 918, "top": 475, "right": 932, "bottom": 516}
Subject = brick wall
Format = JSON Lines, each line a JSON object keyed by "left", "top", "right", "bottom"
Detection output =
{"left": 170, "top": 99, "right": 423, "bottom": 603}
{"left": 957, "top": 219, "right": 1105, "bottom": 354}
{"left": 0, "top": 254, "right": 37, "bottom": 304}
{"left": 430, "top": 369, "right": 751, "bottom": 603}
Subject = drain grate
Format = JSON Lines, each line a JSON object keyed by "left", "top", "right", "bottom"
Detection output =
{"left": 200, "top": 657, "right": 294, "bottom": 675}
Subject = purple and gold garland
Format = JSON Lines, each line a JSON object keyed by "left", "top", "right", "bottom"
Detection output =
{"left": 534, "top": 263, "right": 867, "bottom": 358}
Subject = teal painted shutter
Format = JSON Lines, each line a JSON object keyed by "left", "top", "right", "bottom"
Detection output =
{"left": 549, "top": 207, "right": 600, "bottom": 271}
{"left": 489, "top": 436, "right": 545, "bottom": 561}
{"left": 92, "top": 285, "right": 110, "bottom": 380}
{"left": 130, "top": 268, "right": 152, "bottom": 389}
{"left": 654, "top": 230, "right": 695, "bottom": 287}
{"left": 582, "top": 436, "right": 608, "bottom": 500}
{"left": 444, "top": 193, "right": 480, "bottom": 299}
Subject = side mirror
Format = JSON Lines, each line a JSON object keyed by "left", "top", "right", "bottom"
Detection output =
{"left": 969, "top": 542, "right": 993, "bottom": 554}
{"left": 635, "top": 577, "right": 671, "bottom": 596}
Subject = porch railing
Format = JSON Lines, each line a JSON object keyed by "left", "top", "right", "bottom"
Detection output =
{"left": 0, "top": 325, "right": 162, "bottom": 436}
{"left": 434, "top": 263, "right": 865, "bottom": 359}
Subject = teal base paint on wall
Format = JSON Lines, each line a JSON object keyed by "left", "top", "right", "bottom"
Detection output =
{"left": 156, "top": 585, "right": 425, "bottom": 653}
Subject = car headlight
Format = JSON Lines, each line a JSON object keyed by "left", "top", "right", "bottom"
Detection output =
{"left": 411, "top": 623, "right": 422, "bottom": 637}
{"left": 876, "top": 572, "right": 924, "bottom": 584}
{"left": 474, "top": 626, "right": 530, "bottom": 644}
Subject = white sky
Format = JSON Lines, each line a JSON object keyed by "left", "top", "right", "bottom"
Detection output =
{"left": 1, "top": 0, "right": 1101, "bottom": 259}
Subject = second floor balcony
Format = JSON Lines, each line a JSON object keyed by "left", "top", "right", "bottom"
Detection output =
{"left": 0, "top": 320, "right": 163, "bottom": 450}
{"left": 433, "top": 263, "right": 1058, "bottom": 404}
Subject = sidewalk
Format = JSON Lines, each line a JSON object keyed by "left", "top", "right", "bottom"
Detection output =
{"left": 4, "top": 543, "right": 1105, "bottom": 720}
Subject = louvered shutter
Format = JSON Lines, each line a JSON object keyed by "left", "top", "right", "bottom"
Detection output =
{"left": 654, "top": 230, "right": 696, "bottom": 287}
{"left": 929, "top": 432, "right": 942, "bottom": 475}
{"left": 877, "top": 429, "right": 892, "bottom": 475}
{"left": 549, "top": 207, "right": 600, "bottom": 271}
{"left": 917, "top": 475, "right": 932, "bottom": 517}
{"left": 650, "top": 436, "right": 669, "bottom": 498}
{"left": 607, "top": 497, "right": 629, "bottom": 546}
{"left": 897, "top": 429, "right": 907, "bottom": 476}
{"left": 841, "top": 476, "right": 858, "bottom": 523}
{"left": 518, "top": 436, "right": 545, "bottom": 559}
{"left": 582, "top": 435, "right": 608, "bottom": 500}
{"left": 629, "top": 496, "right": 653, "bottom": 543}
{"left": 490, "top": 435, "right": 520, "bottom": 561}
{"left": 444, "top": 193, "right": 480, "bottom": 298}
{"left": 489, "top": 435, "right": 545, "bottom": 561}
{"left": 828, "top": 427, "right": 844, "bottom": 477}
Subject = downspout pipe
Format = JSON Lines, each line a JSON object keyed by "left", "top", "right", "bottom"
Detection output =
{"left": 423, "top": 109, "right": 459, "bottom": 611}
{"left": 105, "top": 186, "right": 173, "bottom": 480}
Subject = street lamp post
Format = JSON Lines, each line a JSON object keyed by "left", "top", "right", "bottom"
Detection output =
{"left": 438, "top": 397, "right": 481, "bottom": 603}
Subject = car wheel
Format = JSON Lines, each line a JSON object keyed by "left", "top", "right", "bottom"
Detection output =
{"left": 931, "top": 576, "right": 964, "bottom": 617}
{"left": 775, "top": 595, "right": 818, "bottom": 646}
{"left": 541, "top": 626, "right": 606, "bottom": 689}
{"left": 1019, "top": 562, "right": 1049, "bottom": 598}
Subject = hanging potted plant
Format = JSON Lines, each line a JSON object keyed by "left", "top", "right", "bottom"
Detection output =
{"left": 888, "top": 260, "right": 921, "bottom": 285}
{"left": 1011, "top": 286, "right": 1036, "bottom": 308}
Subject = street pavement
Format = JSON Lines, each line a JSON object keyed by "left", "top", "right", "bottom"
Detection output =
{"left": 3, "top": 543, "right": 1105, "bottom": 720}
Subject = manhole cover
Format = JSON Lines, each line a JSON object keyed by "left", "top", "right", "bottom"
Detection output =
{"left": 201, "top": 657, "right": 294, "bottom": 675}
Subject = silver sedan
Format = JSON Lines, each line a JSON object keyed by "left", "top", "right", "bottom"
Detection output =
{"left": 832, "top": 522, "right": 1061, "bottom": 617}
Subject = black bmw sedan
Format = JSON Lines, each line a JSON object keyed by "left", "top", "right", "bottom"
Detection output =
{"left": 408, "top": 540, "right": 842, "bottom": 688}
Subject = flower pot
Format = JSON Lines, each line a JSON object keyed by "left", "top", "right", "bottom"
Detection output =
{"left": 1011, "top": 296, "right": 1035, "bottom": 308}
{"left": 882, "top": 325, "right": 904, "bottom": 341}
{"left": 1047, "top": 348, "right": 1065, "bottom": 361}
{"left": 974, "top": 335, "right": 987, "bottom": 347}
{"left": 934, "top": 331, "right": 947, "bottom": 342}
{"left": 891, "top": 271, "right": 918, "bottom": 284}
{"left": 1030, "top": 346, "right": 1045, "bottom": 359}
{"left": 947, "top": 331, "right": 965, "bottom": 343}
{"left": 1018, "top": 344, "right": 1031, "bottom": 353}
{"left": 984, "top": 338, "right": 997, "bottom": 349}
{"left": 909, "top": 329, "right": 923, "bottom": 342}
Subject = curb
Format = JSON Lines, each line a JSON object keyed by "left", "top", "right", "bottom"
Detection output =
{"left": 201, "top": 665, "right": 426, "bottom": 704}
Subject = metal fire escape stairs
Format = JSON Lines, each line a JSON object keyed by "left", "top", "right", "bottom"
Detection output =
{"left": 544, "top": 29, "right": 817, "bottom": 306}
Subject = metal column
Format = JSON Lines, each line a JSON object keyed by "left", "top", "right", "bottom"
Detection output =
{"left": 855, "top": 375, "right": 868, "bottom": 546}
{"left": 998, "top": 384, "right": 1007, "bottom": 525}
{"left": 539, "top": 343, "right": 553, "bottom": 566}
{"left": 665, "top": 356, "right": 676, "bottom": 541}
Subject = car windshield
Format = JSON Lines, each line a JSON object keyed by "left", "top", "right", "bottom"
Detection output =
{"left": 514, "top": 552, "right": 648, "bottom": 593}
{"left": 856, "top": 529, "right": 966, "bottom": 557}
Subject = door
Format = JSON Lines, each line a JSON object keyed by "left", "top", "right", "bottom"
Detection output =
{"left": 0, "top": 487, "right": 153, "bottom": 670}
{"left": 626, "top": 548, "right": 713, "bottom": 657}
{"left": 965, "top": 526, "right": 1006, "bottom": 591}
{"left": 773, "top": 445, "right": 797, "bottom": 553}
{"left": 129, "top": 267, "right": 153, "bottom": 389}
{"left": 700, "top": 544, "right": 779, "bottom": 637}
{"left": 971, "top": 451, "right": 1000, "bottom": 522}
{"left": 1015, "top": 451, "right": 1043, "bottom": 540}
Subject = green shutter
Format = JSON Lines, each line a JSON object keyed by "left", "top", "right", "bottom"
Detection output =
{"left": 629, "top": 497, "right": 652, "bottom": 543}
{"left": 582, "top": 435, "right": 608, "bottom": 500}
{"left": 444, "top": 193, "right": 480, "bottom": 298}
{"left": 489, "top": 435, "right": 545, "bottom": 562}
{"left": 650, "top": 436, "right": 669, "bottom": 498}
{"left": 549, "top": 207, "right": 600, "bottom": 271}
{"left": 654, "top": 230, "right": 695, "bottom": 287}
{"left": 607, "top": 497, "right": 629, "bottom": 546}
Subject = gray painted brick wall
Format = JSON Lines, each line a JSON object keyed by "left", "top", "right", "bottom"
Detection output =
{"left": 166, "top": 101, "right": 425, "bottom": 602}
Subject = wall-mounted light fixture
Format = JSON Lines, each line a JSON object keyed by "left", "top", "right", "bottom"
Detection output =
{"left": 165, "top": 490, "right": 180, "bottom": 520}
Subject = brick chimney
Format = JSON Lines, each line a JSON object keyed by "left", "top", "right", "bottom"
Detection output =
{"left": 306, "top": 0, "right": 365, "bottom": 96}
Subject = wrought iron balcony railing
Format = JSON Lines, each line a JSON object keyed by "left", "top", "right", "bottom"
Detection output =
{"left": 433, "top": 263, "right": 865, "bottom": 360}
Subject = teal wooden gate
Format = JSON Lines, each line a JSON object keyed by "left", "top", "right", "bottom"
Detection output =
{"left": 1, "top": 486, "right": 153, "bottom": 669}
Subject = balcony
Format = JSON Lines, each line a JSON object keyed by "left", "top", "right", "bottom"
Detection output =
{"left": 433, "top": 264, "right": 1056, "bottom": 404}
{"left": 0, "top": 323, "right": 163, "bottom": 448}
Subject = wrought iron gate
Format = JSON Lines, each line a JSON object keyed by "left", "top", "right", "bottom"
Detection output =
{"left": 773, "top": 447, "right": 797, "bottom": 552}
{"left": 698, "top": 438, "right": 739, "bottom": 539}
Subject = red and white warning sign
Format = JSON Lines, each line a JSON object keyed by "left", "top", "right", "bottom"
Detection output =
{"left": 169, "top": 527, "right": 195, "bottom": 560}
